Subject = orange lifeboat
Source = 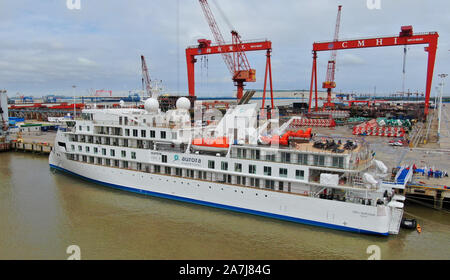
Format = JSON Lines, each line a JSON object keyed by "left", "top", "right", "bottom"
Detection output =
{"left": 259, "top": 128, "right": 312, "bottom": 146}
{"left": 192, "top": 136, "right": 229, "bottom": 152}
{"left": 294, "top": 127, "right": 312, "bottom": 138}
{"left": 279, "top": 131, "right": 295, "bottom": 146}
{"left": 295, "top": 129, "right": 304, "bottom": 136}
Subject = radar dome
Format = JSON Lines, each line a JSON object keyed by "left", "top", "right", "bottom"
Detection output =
{"left": 119, "top": 100, "right": 125, "bottom": 107}
{"left": 176, "top": 97, "right": 191, "bottom": 110}
{"left": 144, "top": 98, "right": 159, "bottom": 112}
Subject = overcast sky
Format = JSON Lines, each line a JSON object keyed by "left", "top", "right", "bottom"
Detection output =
{"left": 0, "top": 0, "right": 449, "bottom": 98}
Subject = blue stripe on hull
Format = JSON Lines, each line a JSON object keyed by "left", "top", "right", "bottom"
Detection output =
{"left": 49, "top": 164, "right": 389, "bottom": 236}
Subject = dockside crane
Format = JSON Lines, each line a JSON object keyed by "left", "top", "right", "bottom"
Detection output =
{"left": 322, "top": 5, "right": 342, "bottom": 109}
{"left": 198, "top": 0, "right": 256, "bottom": 100}
{"left": 141, "top": 55, "right": 152, "bottom": 98}
{"left": 308, "top": 25, "right": 438, "bottom": 119}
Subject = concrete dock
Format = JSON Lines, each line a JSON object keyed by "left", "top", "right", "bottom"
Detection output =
{"left": 11, "top": 141, "right": 52, "bottom": 154}
{"left": 10, "top": 131, "right": 56, "bottom": 154}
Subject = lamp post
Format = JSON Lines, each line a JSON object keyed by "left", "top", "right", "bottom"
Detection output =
{"left": 72, "top": 85, "right": 76, "bottom": 119}
{"left": 435, "top": 86, "right": 439, "bottom": 108}
{"left": 437, "top": 74, "right": 447, "bottom": 142}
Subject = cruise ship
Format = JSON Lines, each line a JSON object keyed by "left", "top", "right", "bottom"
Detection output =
{"left": 49, "top": 97, "right": 410, "bottom": 235}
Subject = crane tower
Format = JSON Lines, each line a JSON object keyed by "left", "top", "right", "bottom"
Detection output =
{"left": 198, "top": 0, "right": 255, "bottom": 100}
{"left": 323, "top": 5, "right": 342, "bottom": 108}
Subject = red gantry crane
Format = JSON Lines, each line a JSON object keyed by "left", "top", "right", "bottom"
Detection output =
{"left": 186, "top": 0, "right": 274, "bottom": 108}
{"left": 141, "top": 55, "right": 152, "bottom": 98}
{"left": 308, "top": 26, "right": 438, "bottom": 118}
{"left": 322, "top": 5, "right": 342, "bottom": 109}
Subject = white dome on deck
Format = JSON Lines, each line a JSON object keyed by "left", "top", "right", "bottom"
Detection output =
{"left": 176, "top": 97, "right": 191, "bottom": 110}
{"left": 144, "top": 98, "right": 159, "bottom": 112}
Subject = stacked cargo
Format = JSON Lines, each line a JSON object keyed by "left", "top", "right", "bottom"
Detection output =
{"left": 353, "top": 119, "right": 406, "bottom": 137}
{"left": 291, "top": 118, "right": 336, "bottom": 127}
{"left": 347, "top": 117, "right": 370, "bottom": 124}
{"left": 376, "top": 118, "right": 412, "bottom": 130}
{"left": 314, "top": 110, "right": 349, "bottom": 119}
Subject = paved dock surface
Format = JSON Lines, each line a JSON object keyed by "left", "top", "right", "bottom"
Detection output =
{"left": 16, "top": 131, "right": 57, "bottom": 144}
{"left": 314, "top": 118, "right": 450, "bottom": 188}
{"left": 438, "top": 105, "right": 450, "bottom": 149}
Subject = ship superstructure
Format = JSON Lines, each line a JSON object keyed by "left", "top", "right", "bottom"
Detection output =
{"left": 49, "top": 97, "right": 409, "bottom": 235}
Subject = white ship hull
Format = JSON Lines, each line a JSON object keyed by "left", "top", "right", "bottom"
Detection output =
{"left": 49, "top": 150, "right": 394, "bottom": 236}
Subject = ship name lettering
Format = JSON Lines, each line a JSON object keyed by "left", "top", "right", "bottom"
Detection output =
{"left": 181, "top": 157, "right": 201, "bottom": 164}
{"left": 352, "top": 210, "right": 375, "bottom": 217}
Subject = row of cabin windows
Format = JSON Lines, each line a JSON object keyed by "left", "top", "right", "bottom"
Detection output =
{"left": 73, "top": 146, "right": 318, "bottom": 179}
{"left": 219, "top": 154, "right": 341, "bottom": 170}
{"left": 153, "top": 168, "right": 208, "bottom": 180}
{"left": 97, "top": 127, "right": 120, "bottom": 136}
{"left": 68, "top": 155, "right": 293, "bottom": 192}
{"left": 75, "top": 129, "right": 342, "bottom": 168}
{"left": 249, "top": 178, "right": 287, "bottom": 190}
{"left": 73, "top": 136, "right": 153, "bottom": 150}
{"left": 153, "top": 167, "right": 285, "bottom": 191}
{"left": 118, "top": 116, "right": 152, "bottom": 127}
{"left": 236, "top": 149, "right": 289, "bottom": 163}
{"left": 210, "top": 159, "right": 304, "bottom": 179}
{"left": 74, "top": 145, "right": 136, "bottom": 159}
{"left": 150, "top": 164, "right": 288, "bottom": 191}
{"left": 235, "top": 149, "right": 343, "bottom": 168}
{"left": 73, "top": 134, "right": 342, "bottom": 169}
{"left": 123, "top": 128, "right": 166, "bottom": 139}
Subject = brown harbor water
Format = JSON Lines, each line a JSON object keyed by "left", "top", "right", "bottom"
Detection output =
{"left": 0, "top": 152, "right": 449, "bottom": 260}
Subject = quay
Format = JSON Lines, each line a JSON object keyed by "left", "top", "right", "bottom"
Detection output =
{"left": 11, "top": 141, "right": 52, "bottom": 154}
{"left": 405, "top": 182, "right": 450, "bottom": 210}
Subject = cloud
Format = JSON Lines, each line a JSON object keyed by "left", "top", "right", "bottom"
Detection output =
{"left": 0, "top": 0, "right": 448, "bottom": 97}
{"left": 338, "top": 54, "right": 365, "bottom": 66}
{"left": 77, "top": 57, "right": 96, "bottom": 66}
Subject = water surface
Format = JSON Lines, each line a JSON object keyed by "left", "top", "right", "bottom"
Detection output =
{"left": 0, "top": 152, "right": 449, "bottom": 259}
